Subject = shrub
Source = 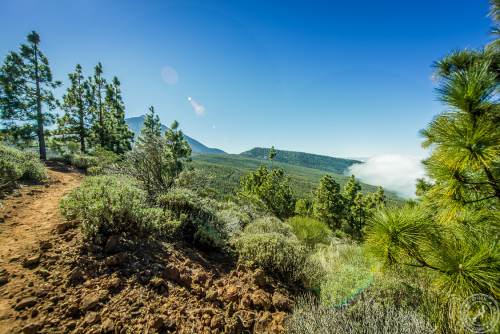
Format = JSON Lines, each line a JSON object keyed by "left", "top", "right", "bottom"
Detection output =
{"left": 158, "top": 188, "right": 228, "bottom": 249}
{"left": 68, "top": 153, "right": 98, "bottom": 169}
{"left": 287, "top": 216, "right": 332, "bottom": 248}
{"left": 0, "top": 144, "right": 46, "bottom": 193}
{"left": 215, "top": 201, "right": 255, "bottom": 237}
{"left": 310, "top": 243, "right": 376, "bottom": 307}
{"left": 243, "top": 216, "right": 295, "bottom": 237}
{"left": 60, "top": 175, "right": 166, "bottom": 240}
{"left": 285, "top": 295, "right": 435, "bottom": 334}
{"left": 234, "top": 218, "right": 321, "bottom": 285}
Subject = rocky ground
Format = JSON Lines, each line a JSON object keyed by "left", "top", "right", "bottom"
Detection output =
{"left": 0, "top": 164, "right": 294, "bottom": 334}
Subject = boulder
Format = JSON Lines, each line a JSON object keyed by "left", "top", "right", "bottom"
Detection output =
{"left": 39, "top": 240, "right": 52, "bottom": 251}
{"left": 22, "top": 254, "right": 41, "bottom": 269}
{"left": 21, "top": 323, "right": 40, "bottom": 334}
{"left": 0, "top": 268, "right": 9, "bottom": 286}
{"left": 15, "top": 297, "right": 38, "bottom": 310}
{"left": 80, "top": 292, "right": 104, "bottom": 311}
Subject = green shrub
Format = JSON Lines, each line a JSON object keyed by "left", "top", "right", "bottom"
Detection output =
{"left": 310, "top": 243, "right": 376, "bottom": 307}
{"left": 0, "top": 144, "right": 46, "bottom": 193}
{"left": 287, "top": 216, "right": 332, "bottom": 248}
{"left": 286, "top": 295, "right": 435, "bottom": 334}
{"left": 234, "top": 218, "right": 321, "bottom": 285}
{"left": 158, "top": 188, "right": 228, "bottom": 249}
{"left": 60, "top": 175, "right": 166, "bottom": 239}
{"left": 68, "top": 153, "right": 98, "bottom": 169}
{"left": 215, "top": 201, "right": 255, "bottom": 237}
{"left": 243, "top": 216, "right": 295, "bottom": 237}
{"left": 63, "top": 146, "right": 119, "bottom": 172}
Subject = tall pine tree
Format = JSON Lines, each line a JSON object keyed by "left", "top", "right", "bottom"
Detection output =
{"left": 312, "top": 175, "right": 344, "bottom": 229}
{"left": 0, "top": 31, "right": 60, "bottom": 159}
{"left": 57, "top": 64, "right": 91, "bottom": 153}
{"left": 104, "top": 77, "right": 133, "bottom": 153}
{"left": 139, "top": 106, "right": 161, "bottom": 144}
{"left": 88, "top": 62, "right": 107, "bottom": 148}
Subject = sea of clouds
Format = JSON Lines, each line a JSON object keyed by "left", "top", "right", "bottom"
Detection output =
{"left": 348, "top": 154, "right": 427, "bottom": 198}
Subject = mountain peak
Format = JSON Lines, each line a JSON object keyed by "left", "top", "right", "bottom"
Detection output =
{"left": 125, "top": 116, "right": 225, "bottom": 155}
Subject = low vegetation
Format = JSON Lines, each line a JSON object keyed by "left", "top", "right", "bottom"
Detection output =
{"left": 60, "top": 175, "right": 166, "bottom": 239}
{"left": 286, "top": 216, "right": 332, "bottom": 248}
{"left": 234, "top": 217, "right": 321, "bottom": 285}
{"left": 0, "top": 144, "right": 46, "bottom": 196}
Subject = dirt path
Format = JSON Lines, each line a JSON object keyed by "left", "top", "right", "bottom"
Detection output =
{"left": 0, "top": 165, "right": 82, "bottom": 333}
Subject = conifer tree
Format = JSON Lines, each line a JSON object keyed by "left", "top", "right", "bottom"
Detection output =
{"left": 165, "top": 120, "right": 192, "bottom": 178}
{"left": 139, "top": 106, "right": 161, "bottom": 144}
{"left": 0, "top": 31, "right": 60, "bottom": 159}
{"left": 104, "top": 76, "right": 133, "bottom": 153}
{"left": 57, "top": 64, "right": 91, "bottom": 152}
{"left": 312, "top": 175, "right": 344, "bottom": 229}
{"left": 88, "top": 62, "right": 107, "bottom": 147}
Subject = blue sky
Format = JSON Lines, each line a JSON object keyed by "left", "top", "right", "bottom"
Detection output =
{"left": 0, "top": 0, "right": 493, "bottom": 158}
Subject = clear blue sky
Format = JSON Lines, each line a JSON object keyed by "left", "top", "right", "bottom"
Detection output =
{"left": 0, "top": 0, "right": 493, "bottom": 157}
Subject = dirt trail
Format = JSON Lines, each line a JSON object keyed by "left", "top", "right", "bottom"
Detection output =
{"left": 0, "top": 165, "right": 82, "bottom": 333}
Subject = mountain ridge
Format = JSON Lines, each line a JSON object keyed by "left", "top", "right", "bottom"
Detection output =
{"left": 240, "top": 147, "right": 361, "bottom": 175}
{"left": 125, "top": 116, "right": 226, "bottom": 154}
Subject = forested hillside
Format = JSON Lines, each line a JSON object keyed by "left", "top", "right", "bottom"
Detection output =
{"left": 191, "top": 153, "right": 398, "bottom": 200}
{"left": 240, "top": 147, "right": 360, "bottom": 174}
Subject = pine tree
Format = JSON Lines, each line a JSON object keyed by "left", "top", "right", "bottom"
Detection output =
{"left": 312, "top": 175, "right": 344, "bottom": 229}
{"left": 0, "top": 31, "right": 60, "bottom": 159}
{"left": 139, "top": 106, "right": 161, "bottom": 143}
{"left": 104, "top": 76, "right": 133, "bottom": 153}
{"left": 57, "top": 64, "right": 91, "bottom": 152}
{"left": 365, "top": 1, "right": 499, "bottom": 310}
{"left": 88, "top": 62, "right": 107, "bottom": 148}
{"left": 165, "top": 120, "right": 192, "bottom": 177}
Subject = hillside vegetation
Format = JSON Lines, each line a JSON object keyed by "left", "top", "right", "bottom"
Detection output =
{"left": 191, "top": 153, "right": 398, "bottom": 200}
{"left": 241, "top": 147, "right": 360, "bottom": 174}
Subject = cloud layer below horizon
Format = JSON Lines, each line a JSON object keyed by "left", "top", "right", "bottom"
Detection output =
{"left": 348, "top": 154, "right": 426, "bottom": 198}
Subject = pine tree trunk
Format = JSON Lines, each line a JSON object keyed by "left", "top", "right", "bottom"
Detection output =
{"left": 79, "top": 108, "right": 86, "bottom": 153}
{"left": 33, "top": 45, "right": 46, "bottom": 160}
{"left": 78, "top": 76, "right": 86, "bottom": 153}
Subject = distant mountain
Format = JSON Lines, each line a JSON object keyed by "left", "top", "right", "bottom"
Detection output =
{"left": 240, "top": 147, "right": 360, "bottom": 174}
{"left": 125, "top": 116, "right": 226, "bottom": 154}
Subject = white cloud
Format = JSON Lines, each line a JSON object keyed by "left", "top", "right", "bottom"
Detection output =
{"left": 188, "top": 96, "right": 205, "bottom": 116}
{"left": 161, "top": 66, "right": 178, "bottom": 85}
{"left": 347, "top": 154, "right": 426, "bottom": 198}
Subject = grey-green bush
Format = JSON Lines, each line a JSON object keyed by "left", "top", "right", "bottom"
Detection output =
{"left": 286, "top": 295, "right": 435, "bottom": 334}
{"left": 60, "top": 175, "right": 166, "bottom": 239}
{"left": 158, "top": 187, "right": 228, "bottom": 249}
{"left": 0, "top": 144, "right": 46, "bottom": 193}
{"left": 234, "top": 217, "right": 321, "bottom": 285}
